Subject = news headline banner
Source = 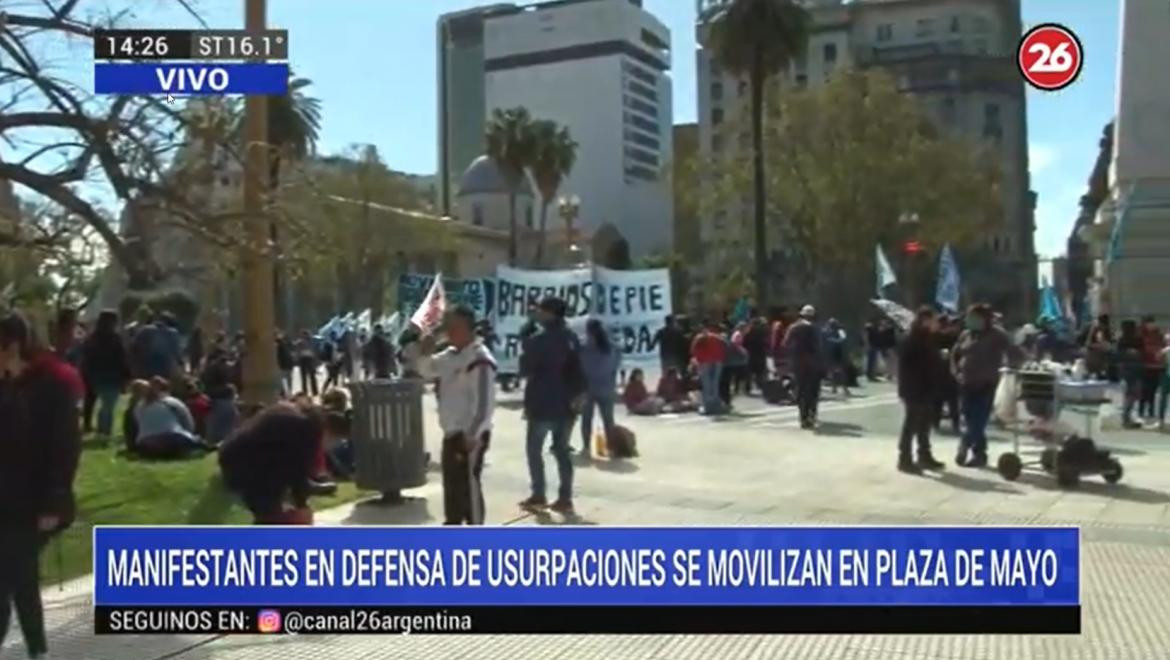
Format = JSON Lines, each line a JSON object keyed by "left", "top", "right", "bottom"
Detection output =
{"left": 95, "top": 526, "right": 1078, "bottom": 607}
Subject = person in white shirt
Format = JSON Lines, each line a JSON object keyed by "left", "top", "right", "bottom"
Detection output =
{"left": 418, "top": 305, "right": 497, "bottom": 525}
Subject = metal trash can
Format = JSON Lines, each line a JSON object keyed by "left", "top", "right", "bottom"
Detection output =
{"left": 349, "top": 379, "right": 427, "bottom": 499}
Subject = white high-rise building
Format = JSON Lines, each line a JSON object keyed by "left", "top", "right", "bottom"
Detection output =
{"left": 479, "top": 0, "right": 674, "bottom": 261}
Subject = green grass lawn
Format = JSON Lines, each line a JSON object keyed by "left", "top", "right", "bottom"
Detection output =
{"left": 40, "top": 406, "right": 364, "bottom": 586}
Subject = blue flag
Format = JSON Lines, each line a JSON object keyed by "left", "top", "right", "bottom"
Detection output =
{"left": 731, "top": 298, "right": 750, "bottom": 324}
{"left": 875, "top": 245, "right": 897, "bottom": 298}
{"left": 1039, "top": 285, "right": 1064, "bottom": 325}
{"left": 935, "top": 244, "right": 960, "bottom": 313}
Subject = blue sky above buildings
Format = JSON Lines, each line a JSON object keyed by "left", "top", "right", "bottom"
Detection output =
{"left": 81, "top": 0, "right": 1121, "bottom": 258}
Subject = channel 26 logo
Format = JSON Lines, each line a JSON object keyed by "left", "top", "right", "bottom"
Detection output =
{"left": 1017, "top": 23, "right": 1084, "bottom": 91}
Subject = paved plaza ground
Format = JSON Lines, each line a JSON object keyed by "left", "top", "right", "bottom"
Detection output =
{"left": 9, "top": 381, "right": 1170, "bottom": 659}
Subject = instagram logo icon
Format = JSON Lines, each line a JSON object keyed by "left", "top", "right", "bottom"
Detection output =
{"left": 257, "top": 609, "right": 282, "bottom": 633}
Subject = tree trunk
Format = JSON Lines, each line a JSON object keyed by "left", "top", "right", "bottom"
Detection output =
{"left": 750, "top": 55, "right": 769, "bottom": 309}
{"left": 507, "top": 190, "right": 518, "bottom": 266}
{"left": 535, "top": 200, "right": 549, "bottom": 267}
{"left": 269, "top": 152, "right": 285, "bottom": 330}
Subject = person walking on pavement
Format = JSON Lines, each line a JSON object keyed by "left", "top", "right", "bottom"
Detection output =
{"left": 1137, "top": 316, "right": 1165, "bottom": 423}
{"left": 0, "top": 311, "right": 83, "bottom": 659}
{"left": 950, "top": 303, "right": 1025, "bottom": 467}
{"left": 79, "top": 310, "right": 131, "bottom": 437}
{"left": 784, "top": 306, "right": 825, "bottom": 429}
{"left": 690, "top": 319, "right": 726, "bottom": 415}
{"left": 295, "top": 330, "right": 320, "bottom": 396}
{"left": 744, "top": 316, "right": 770, "bottom": 394}
{"left": 896, "top": 307, "right": 947, "bottom": 474}
{"left": 276, "top": 331, "right": 295, "bottom": 395}
{"left": 416, "top": 305, "right": 497, "bottom": 524}
{"left": 580, "top": 319, "right": 622, "bottom": 456}
{"left": 933, "top": 316, "right": 962, "bottom": 434}
{"left": 1116, "top": 319, "right": 1144, "bottom": 429}
{"left": 519, "top": 297, "right": 585, "bottom": 515}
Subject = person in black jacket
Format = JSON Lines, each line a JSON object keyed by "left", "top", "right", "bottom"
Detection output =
{"left": 80, "top": 310, "right": 131, "bottom": 437}
{"left": 896, "top": 307, "right": 946, "bottom": 474}
{"left": 0, "top": 311, "right": 83, "bottom": 658}
{"left": 218, "top": 402, "right": 320, "bottom": 523}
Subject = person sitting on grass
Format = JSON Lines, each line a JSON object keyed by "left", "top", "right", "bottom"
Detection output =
{"left": 323, "top": 410, "right": 355, "bottom": 480}
{"left": 131, "top": 377, "right": 210, "bottom": 459}
{"left": 218, "top": 401, "right": 320, "bottom": 524}
{"left": 175, "top": 376, "right": 211, "bottom": 439}
{"left": 204, "top": 383, "right": 239, "bottom": 446}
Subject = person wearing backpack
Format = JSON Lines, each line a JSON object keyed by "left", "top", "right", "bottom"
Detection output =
{"left": 518, "top": 297, "right": 583, "bottom": 515}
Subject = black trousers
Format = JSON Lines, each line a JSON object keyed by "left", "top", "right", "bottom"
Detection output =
{"left": 1139, "top": 367, "right": 1161, "bottom": 418}
{"left": 82, "top": 383, "right": 97, "bottom": 431}
{"left": 935, "top": 380, "right": 960, "bottom": 431}
{"left": 299, "top": 365, "right": 318, "bottom": 396}
{"left": 794, "top": 371, "right": 822, "bottom": 423}
{"left": 900, "top": 401, "right": 935, "bottom": 459}
{"left": 442, "top": 432, "right": 489, "bottom": 525}
{"left": 0, "top": 524, "right": 48, "bottom": 657}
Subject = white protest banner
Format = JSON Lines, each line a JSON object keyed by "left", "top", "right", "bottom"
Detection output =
{"left": 494, "top": 265, "right": 592, "bottom": 372}
{"left": 591, "top": 265, "right": 672, "bottom": 366}
{"left": 410, "top": 273, "right": 447, "bottom": 334}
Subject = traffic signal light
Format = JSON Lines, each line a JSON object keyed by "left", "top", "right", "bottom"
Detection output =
{"left": 903, "top": 240, "right": 924, "bottom": 254}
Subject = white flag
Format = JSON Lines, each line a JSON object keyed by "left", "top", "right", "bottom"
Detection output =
{"left": 876, "top": 245, "right": 897, "bottom": 297}
{"left": 410, "top": 273, "right": 446, "bottom": 333}
{"left": 355, "top": 309, "right": 372, "bottom": 334}
{"left": 935, "top": 244, "right": 961, "bottom": 313}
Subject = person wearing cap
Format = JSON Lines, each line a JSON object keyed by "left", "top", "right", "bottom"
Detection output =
{"left": 0, "top": 311, "right": 83, "bottom": 658}
{"left": 783, "top": 305, "right": 826, "bottom": 429}
{"left": 518, "top": 297, "right": 583, "bottom": 514}
{"left": 415, "top": 305, "right": 497, "bottom": 524}
{"left": 950, "top": 303, "right": 1025, "bottom": 467}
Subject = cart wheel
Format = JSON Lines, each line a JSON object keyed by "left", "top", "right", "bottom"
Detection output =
{"left": 997, "top": 453, "right": 1022, "bottom": 481}
{"left": 1040, "top": 448, "right": 1058, "bottom": 473}
{"left": 1103, "top": 460, "right": 1123, "bottom": 485}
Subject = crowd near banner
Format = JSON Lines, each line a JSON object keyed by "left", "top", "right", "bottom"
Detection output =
{"left": 93, "top": 525, "right": 1080, "bottom": 635}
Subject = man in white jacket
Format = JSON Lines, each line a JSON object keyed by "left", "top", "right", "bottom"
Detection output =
{"left": 418, "top": 305, "right": 497, "bottom": 525}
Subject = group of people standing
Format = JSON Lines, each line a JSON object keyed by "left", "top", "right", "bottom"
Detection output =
{"left": 1080, "top": 314, "right": 1170, "bottom": 429}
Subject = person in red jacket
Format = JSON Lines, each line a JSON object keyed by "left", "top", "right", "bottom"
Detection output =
{"left": 1138, "top": 316, "right": 1166, "bottom": 423}
{"left": 690, "top": 319, "right": 727, "bottom": 415}
{"left": 0, "top": 311, "right": 83, "bottom": 659}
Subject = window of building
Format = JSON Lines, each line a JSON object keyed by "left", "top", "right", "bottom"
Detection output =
{"left": 737, "top": 79, "right": 748, "bottom": 97}
{"left": 471, "top": 203, "right": 484, "bottom": 226}
{"left": 709, "top": 56, "right": 720, "bottom": 75}
{"left": 950, "top": 15, "right": 961, "bottom": 33}
{"left": 628, "top": 80, "right": 658, "bottom": 102}
{"left": 916, "top": 18, "right": 934, "bottom": 37}
{"left": 795, "top": 73, "right": 808, "bottom": 88}
{"left": 823, "top": 43, "right": 838, "bottom": 63}
{"left": 711, "top": 134, "right": 723, "bottom": 153}
{"left": 876, "top": 23, "right": 893, "bottom": 42}
{"left": 525, "top": 205, "right": 534, "bottom": 228}
{"left": 712, "top": 107, "right": 724, "bottom": 125}
{"left": 973, "top": 16, "right": 991, "bottom": 33}
{"left": 626, "top": 146, "right": 659, "bottom": 168}
{"left": 711, "top": 81, "right": 723, "bottom": 101}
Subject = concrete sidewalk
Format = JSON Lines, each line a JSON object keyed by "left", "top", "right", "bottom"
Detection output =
{"left": 9, "top": 385, "right": 1170, "bottom": 659}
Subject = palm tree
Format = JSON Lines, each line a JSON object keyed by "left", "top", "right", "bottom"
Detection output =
{"left": 529, "top": 120, "right": 578, "bottom": 266}
{"left": 484, "top": 107, "right": 538, "bottom": 265}
{"left": 708, "top": 0, "right": 810, "bottom": 307}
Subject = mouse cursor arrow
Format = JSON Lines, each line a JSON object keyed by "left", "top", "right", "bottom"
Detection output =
{"left": 165, "top": 94, "right": 174, "bottom": 104}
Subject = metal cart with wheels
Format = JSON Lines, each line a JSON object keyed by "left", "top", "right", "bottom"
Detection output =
{"left": 996, "top": 368, "right": 1123, "bottom": 488}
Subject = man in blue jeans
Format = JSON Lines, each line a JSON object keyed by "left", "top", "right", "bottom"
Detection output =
{"left": 518, "top": 297, "right": 583, "bottom": 515}
{"left": 950, "top": 303, "right": 1025, "bottom": 467}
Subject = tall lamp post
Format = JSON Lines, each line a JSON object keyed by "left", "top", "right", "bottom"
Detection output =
{"left": 240, "top": 0, "right": 279, "bottom": 405}
{"left": 558, "top": 194, "right": 583, "bottom": 267}
{"left": 898, "top": 212, "right": 922, "bottom": 308}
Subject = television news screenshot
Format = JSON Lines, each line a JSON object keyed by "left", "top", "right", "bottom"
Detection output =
{"left": 0, "top": 0, "right": 1164, "bottom": 658}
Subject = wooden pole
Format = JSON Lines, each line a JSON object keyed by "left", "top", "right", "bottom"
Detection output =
{"left": 240, "top": 0, "right": 279, "bottom": 405}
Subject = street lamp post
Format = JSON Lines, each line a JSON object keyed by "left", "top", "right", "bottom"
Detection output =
{"left": 558, "top": 194, "right": 582, "bottom": 267}
{"left": 239, "top": 0, "right": 279, "bottom": 405}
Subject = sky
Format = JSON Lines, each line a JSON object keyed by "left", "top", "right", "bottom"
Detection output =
{"left": 56, "top": 0, "right": 1122, "bottom": 259}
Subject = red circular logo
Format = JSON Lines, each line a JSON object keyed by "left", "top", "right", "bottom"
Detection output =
{"left": 1017, "top": 23, "right": 1083, "bottom": 91}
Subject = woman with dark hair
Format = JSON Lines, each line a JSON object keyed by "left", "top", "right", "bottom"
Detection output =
{"left": 0, "top": 311, "right": 83, "bottom": 658}
{"left": 950, "top": 303, "right": 1025, "bottom": 467}
{"left": 80, "top": 310, "right": 131, "bottom": 437}
{"left": 579, "top": 319, "right": 621, "bottom": 455}
{"left": 896, "top": 307, "right": 946, "bottom": 474}
{"left": 131, "top": 377, "right": 208, "bottom": 459}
